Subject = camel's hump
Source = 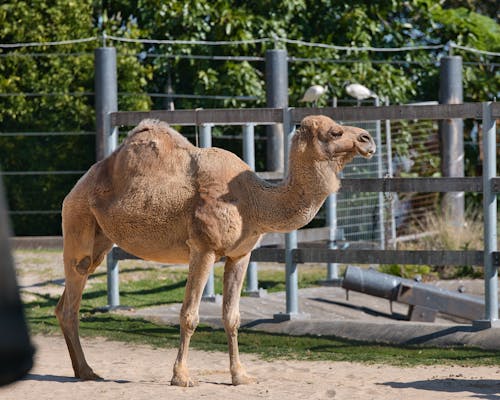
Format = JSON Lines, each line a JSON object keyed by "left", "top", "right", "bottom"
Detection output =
{"left": 127, "top": 119, "right": 193, "bottom": 149}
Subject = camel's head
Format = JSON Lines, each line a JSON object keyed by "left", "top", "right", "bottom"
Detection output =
{"left": 293, "top": 115, "right": 376, "bottom": 167}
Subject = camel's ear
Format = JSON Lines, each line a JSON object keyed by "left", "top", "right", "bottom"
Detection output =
{"left": 299, "top": 116, "right": 320, "bottom": 137}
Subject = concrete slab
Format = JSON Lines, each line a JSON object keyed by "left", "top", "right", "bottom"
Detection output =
{"left": 119, "top": 286, "right": 500, "bottom": 351}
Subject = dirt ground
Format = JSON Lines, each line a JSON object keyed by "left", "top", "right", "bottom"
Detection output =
{"left": 4, "top": 249, "right": 500, "bottom": 399}
{"left": 2, "top": 335, "right": 499, "bottom": 400}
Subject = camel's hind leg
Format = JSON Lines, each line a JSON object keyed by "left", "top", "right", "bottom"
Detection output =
{"left": 55, "top": 207, "right": 112, "bottom": 380}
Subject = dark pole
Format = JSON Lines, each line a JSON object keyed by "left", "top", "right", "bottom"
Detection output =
{"left": 265, "top": 49, "right": 288, "bottom": 172}
{"left": 439, "top": 56, "right": 464, "bottom": 226}
{"left": 0, "top": 177, "right": 34, "bottom": 385}
{"left": 95, "top": 47, "right": 118, "bottom": 161}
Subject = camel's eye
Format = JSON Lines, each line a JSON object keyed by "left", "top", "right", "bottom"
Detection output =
{"left": 329, "top": 128, "right": 343, "bottom": 139}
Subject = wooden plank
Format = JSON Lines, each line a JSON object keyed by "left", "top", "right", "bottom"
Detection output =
{"left": 291, "top": 103, "right": 484, "bottom": 122}
{"left": 339, "top": 177, "right": 483, "bottom": 193}
{"left": 490, "top": 177, "right": 500, "bottom": 193}
{"left": 111, "top": 108, "right": 283, "bottom": 127}
{"left": 250, "top": 248, "right": 286, "bottom": 263}
{"left": 111, "top": 246, "right": 499, "bottom": 268}
{"left": 492, "top": 102, "right": 500, "bottom": 118}
{"left": 293, "top": 248, "right": 486, "bottom": 266}
{"left": 196, "top": 108, "right": 283, "bottom": 125}
{"left": 111, "top": 102, "right": 496, "bottom": 127}
{"left": 261, "top": 227, "right": 329, "bottom": 247}
{"left": 111, "top": 110, "right": 197, "bottom": 126}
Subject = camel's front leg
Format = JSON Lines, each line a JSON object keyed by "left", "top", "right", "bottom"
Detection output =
{"left": 222, "top": 253, "right": 256, "bottom": 385}
{"left": 171, "top": 249, "right": 216, "bottom": 387}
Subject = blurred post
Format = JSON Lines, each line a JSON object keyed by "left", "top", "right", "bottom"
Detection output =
{"left": 0, "top": 176, "right": 34, "bottom": 385}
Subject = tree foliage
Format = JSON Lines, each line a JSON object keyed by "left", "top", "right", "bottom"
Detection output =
{"left": 0, "top": 0, "right": 498, "bottom": 234}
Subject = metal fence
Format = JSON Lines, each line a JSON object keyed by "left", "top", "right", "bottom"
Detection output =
{"left": 105, "top": 102, "right": 500, "bottom": 327}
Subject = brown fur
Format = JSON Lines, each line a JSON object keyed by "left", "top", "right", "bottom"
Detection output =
{"left": 55, "top": 115, "right": 375, "bottom": 386}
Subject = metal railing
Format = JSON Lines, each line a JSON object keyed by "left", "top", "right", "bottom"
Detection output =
{"left": 104, "top": 101, "right": 499, "bottom": 326}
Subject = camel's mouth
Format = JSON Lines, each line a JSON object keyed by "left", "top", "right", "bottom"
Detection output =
{"left": 356, "top": 143, "right": 376, "bottom": 159}
{"left": 356, "top": 145, "right": 376, "bottom": 159}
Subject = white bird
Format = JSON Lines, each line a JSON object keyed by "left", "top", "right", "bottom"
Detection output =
{"left": 345, "top": 83, "right": 378, "bottom": 105}
{"left": 299, "top": 85, "right": 328, "bottom": 106}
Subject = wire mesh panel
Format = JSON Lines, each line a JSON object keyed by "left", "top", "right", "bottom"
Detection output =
{"left": 390, "top": 119, "right": 440, "bottom": 236}
{"left": 337, "top": 121, "right": 387, "bottom": 246}
{"left": 332, "top": 117, "right": 440, "bottom": 248}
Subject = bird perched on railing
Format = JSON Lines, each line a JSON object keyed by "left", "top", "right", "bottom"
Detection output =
{"left": 299, "top": 85, "right": 328, "bottom": 107}
{"left": 345, "top": 83, "right": 378, "bottom": 106}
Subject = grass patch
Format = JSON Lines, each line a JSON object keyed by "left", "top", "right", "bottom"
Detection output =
{"left": 23, "top": 264, "right": 500, "bottom": 368}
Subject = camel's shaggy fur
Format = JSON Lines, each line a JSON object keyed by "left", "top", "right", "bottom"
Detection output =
{"left": 55, "top": 115, "right": 375, "bottom": 386}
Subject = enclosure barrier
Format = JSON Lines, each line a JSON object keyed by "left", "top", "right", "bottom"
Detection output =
{"left": 105, "top": 101, "right": 500, "bottom": 327}
{"left": 343, "top": 265, "right": 491, "bottom": 322}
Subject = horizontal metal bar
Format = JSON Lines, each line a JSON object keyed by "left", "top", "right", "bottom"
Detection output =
{"left": 292, "top": 103, "right": 490, "bottom": 122}
{"left": 339, "top": 177, "right": 483, "bottom": 193}
{"left": 293, "top": 248, "right": 489, "bottom": 266}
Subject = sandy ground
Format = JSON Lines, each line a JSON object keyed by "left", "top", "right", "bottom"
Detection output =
{"left": 1, "top": 335, "right": 499, "bottom": 400}
{"left": 6, "top": 250, "right": 500, "bottom": 399}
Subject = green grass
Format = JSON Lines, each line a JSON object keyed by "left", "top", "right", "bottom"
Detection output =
{"left": 23, "top": 265, "right": 500, "bottom": 367}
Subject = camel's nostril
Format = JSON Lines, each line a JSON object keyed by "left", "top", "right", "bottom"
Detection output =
{"left": 358, "top": 133, "right": 372, "bottom": 143}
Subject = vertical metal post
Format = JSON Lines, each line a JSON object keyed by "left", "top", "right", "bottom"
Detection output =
{"left": 374, "top": 97, "right": 385, "bottom": 249}
{"left": 106, "top": 252, "right": 119, "bottom": 307}
{"left": 439, "top": 56, "right": 464, "bottom": 226}
{"left": 242, "top": 124, "right": 260, "bottom": 295}
{"left": 481, "top": 102, "right": 498, "bottom": 325}
{"left": 95, "top": 47, "right": 118, "bottom": 161}
{"left": 199, "top": 124, "right": 216, "bottom": 301}
{"left": 385, "top": 98, "right": 397, "bottom": 249}
{"left": 324, "top": 97, "right": 340, "bottom": 283}
{"left": 265, "top": 49, "right": 288, "bottom": 172}
{"left": 325, "top": 194, "right": 339, "bottom": 281}
{"left": 275, "top": 108, "right": 299, "bottom": 319}
{"left": 95, "top": 47, "right": 119, "bottom": 307}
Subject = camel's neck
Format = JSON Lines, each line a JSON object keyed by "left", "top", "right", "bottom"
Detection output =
{"left": 253, "top": 155, "right": 340, "bottom": 233}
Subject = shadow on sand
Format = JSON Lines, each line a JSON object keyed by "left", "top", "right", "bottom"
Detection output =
{"left": 382, "top": 379, "right": 500, "bottom": 400}
{"left": 22, "top": 374, "right": 130, "bottom": 384}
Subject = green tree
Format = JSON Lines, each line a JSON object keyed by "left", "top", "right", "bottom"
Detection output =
{"left": 0, "top": 0, "right": 498, "bottom": 235}
{"left": 0, "top": 0, "right": 150, "bottom": 235}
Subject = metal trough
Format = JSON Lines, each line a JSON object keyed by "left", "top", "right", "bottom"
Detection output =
{"left": 342, "top": 265, "right": 491, "bottom": 322}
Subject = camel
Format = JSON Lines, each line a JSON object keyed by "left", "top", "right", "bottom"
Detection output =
{"left": 55, "top": 115, "right": 375, "bottom": 386}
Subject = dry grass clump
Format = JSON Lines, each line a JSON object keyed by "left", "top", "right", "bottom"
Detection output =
{"left": 382, "top": 211, "right": 484, "bottom": 279}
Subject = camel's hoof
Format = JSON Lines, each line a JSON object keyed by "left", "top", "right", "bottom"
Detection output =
{"left": 232, "top": 372, "right": 257, "bottom": 386}
{"left": 75, "top": 368, "right": 102, "bottom": 381}
{"left": 171, "top": 374, "right": 196, "bottom": 387}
